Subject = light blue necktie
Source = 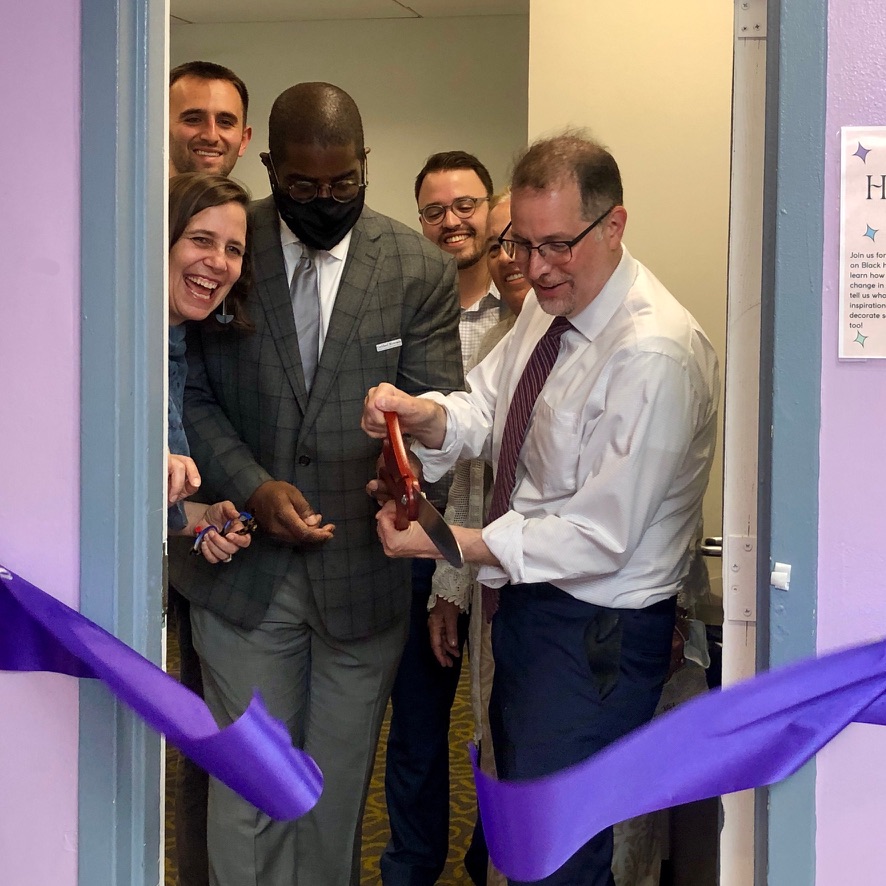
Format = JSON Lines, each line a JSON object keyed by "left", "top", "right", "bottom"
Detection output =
{"left": 290, "top": 247, "right": 320, "bottom": 392}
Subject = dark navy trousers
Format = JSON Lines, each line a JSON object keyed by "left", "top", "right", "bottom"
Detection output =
{"left": 381, "top": 558, "right": 476, "bottom": 885}
{"left": 490, "top": 583, "right": 676, "bottom": 886}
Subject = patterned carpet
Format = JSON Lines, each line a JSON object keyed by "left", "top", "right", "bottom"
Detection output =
{"left": 361, "top": 663, "right": 478, "bottom": 885}
{"left": 164, "top": 611, "right": 479, "bottom": 885}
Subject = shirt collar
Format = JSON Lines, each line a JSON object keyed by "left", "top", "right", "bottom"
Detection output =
{"left": 461, "top": 284, "right": 501, "bottom": 315}
{"left": 568, "top": 245, "right": 637, "bottom": 341}
{"left": 278, "top": 215, "right": 352, "bottom": 262}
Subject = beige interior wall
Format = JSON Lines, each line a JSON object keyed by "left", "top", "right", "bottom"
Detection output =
{"left": 171, "top": 15, "right": 529, "bottom": 229}
{"left": 528, "top": 0, "right": 733, "bottom": 602}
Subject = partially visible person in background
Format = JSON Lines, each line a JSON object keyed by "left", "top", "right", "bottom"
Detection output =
{"left": 475, "top": 189, "right": 530, "bottom": 354}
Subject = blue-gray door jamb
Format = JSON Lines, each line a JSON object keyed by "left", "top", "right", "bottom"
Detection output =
{"left": 79, "top": 0, "right": 167, "bottom": 883}
{"left": 758, "top": 0, "right": 826, "bottom": 883}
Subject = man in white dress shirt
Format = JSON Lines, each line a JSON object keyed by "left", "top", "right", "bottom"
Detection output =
{"left": 362, "top": 131, "right": 719, "bottom": 886}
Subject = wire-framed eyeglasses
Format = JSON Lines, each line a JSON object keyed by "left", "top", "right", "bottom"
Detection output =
{"left": 262, "top": 152, "right": 368, "bottom": 204}
{"left": 498, "top": 206, "right": 615, "bottom": 266}
{"left": 418, "top": 196, "right": 489, "bottom": 225}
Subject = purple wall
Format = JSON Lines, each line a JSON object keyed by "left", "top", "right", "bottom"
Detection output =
{"left": 0, "top": 3, "right": 81, "bottom": 885}
{"left": 818, "top": 3, "right": 886, "bottom": 880}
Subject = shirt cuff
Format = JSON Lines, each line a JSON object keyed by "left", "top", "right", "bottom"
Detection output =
{"left": 430, "top": 561, "right": 475, "bottom": 612}
{"left": 478, "top": 509, "right": 526, "bottom": 587}
{"left": 412, "top": 392, "right": 461, "bottom": 483}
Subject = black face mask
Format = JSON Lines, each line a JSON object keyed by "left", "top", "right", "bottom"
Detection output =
{"left": 272, "top": 188, "right": 365, "bottom": 251}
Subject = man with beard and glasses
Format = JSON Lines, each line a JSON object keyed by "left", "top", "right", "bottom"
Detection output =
{"left": 168, "top": 82, "right": 463, "bottom": 886}
{"left": 363, "top": 132, "right": 719, "bottom": 886}
{"left": 379, "top": 152, "right": 505, "bottom": 886}
{"left": 416, "top": 151, "right": 495, "bottom": 309}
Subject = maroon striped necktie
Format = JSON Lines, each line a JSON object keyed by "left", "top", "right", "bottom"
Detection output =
{"left": 482, "top": 315, "right": 572, "bottom": 619}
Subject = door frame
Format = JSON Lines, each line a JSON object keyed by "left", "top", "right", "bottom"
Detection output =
{"left": 756, "top": 0, "right": 826, "bottom": 882}
{"left": 74, "top": 0, "right": 830, "bottom": 882}
{"left": 719, "top": 3, "right": 766, "bottom": 882}
{"left": 721, "top": 0, "right": 826, "bottom": 882}
{"left": 78, "top": 0, "right": 168, "bottom": 883}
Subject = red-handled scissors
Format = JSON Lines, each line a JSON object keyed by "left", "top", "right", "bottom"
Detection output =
{"left": 378, "top": 412, "right": 464, "bottom": 567}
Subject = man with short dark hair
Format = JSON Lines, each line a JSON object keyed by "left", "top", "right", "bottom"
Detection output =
{"left": 380, "top": 151, "right": 503, "bottom": 886}
{"left": 169, "top": 82, "right": 463, "bottom": 886}
{"left": 363, "top": 132, "right": 719, "bottom": 886}
{"left": 415, "top": 150, "right": 494, "bottom": 310}
{"left": 169, "top": 60, "right": 252, "bottom": 177}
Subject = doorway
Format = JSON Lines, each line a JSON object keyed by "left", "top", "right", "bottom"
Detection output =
{"left": 161, "top": 2, "right": 757, "bottom": 885}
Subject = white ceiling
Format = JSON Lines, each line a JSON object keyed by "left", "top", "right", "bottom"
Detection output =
{"left": 171, "top": 0, "right": 528, "bottom": 26}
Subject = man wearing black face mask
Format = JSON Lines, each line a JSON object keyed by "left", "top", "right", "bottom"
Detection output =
{"left": 168, "top": 82, "right": 463, "bottom": 886}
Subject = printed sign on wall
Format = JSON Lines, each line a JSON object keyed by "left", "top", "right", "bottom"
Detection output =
{"left": 840, "top": 126, "right": 886, "bottom": 358}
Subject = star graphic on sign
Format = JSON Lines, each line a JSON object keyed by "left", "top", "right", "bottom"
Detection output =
{"left": 865, "top": 225, "right": 878, "bottom": 241}
{"left": 854, "top": 141, "right": 872, "bottom": 162}
{"left": 855, "top": 331, "right": 868, "bottom": 346}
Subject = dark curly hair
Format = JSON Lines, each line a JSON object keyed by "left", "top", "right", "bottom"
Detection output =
{"left": 413, "top": 150, "right": 493, "bottom": 203}
{"left": 168, "top": 172, "right": 254, "bottom": 333}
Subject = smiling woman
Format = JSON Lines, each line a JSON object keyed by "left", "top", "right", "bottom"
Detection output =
{"left": 167, "top": 172, "right": 253, "bottom": 330}
{"left": 168, "top": 203, "right": 245, "bottom": 325}
{"left": 166, "top": 172, "right": 255, "bottom": 558}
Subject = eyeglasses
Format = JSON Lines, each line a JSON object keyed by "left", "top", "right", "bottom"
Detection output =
{"left": 418, "top": 196, "right": 489, "bottom": 226}
{"left": 498, "top": 206, "right": 615, "bottom": 266}
{"left": 284, "top": 177, "right": 366, "bottom": 204}
{"left": 262, "top": 152, "right": 368, "bottom": 204}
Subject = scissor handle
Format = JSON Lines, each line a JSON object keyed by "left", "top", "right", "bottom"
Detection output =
{"left": 382, "top": 412, "right": 420, "bottom": 529}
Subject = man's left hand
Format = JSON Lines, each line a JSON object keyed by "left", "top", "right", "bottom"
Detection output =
{"left": 374, "top": 499, "right": 440, "bottom": 559}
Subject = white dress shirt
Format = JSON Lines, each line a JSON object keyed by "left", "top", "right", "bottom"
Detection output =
{"left": 280, "top": 217, "right": 352, "bottom": 352}
{"left": 414, "top": 247, "right": 720, "bottom": 609}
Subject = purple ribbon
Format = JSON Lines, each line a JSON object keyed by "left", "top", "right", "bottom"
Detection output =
{"left": 0, "top": 563, "right": 322, "bottom": 821}
{"left": 473, "top": 638, "right": 886, "bottom": 882}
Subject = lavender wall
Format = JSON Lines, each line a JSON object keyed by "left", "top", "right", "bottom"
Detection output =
{"left": 817, "top": 3, "right": 886, "bottom": 881}
{"left": 0, "top": 3, "right": 81, "bottom": 885}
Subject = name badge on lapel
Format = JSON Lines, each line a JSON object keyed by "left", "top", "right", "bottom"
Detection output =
{"left": 376, "top": 338, "right": 402, "bottom": 353}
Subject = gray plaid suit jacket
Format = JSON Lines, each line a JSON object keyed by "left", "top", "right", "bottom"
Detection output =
{"left": 168, "top": 197, "right": 463, "bottom": 639}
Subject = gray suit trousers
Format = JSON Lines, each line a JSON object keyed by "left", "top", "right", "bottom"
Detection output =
{"left": 191, "top": 569, "right": 408, "bottom": 886}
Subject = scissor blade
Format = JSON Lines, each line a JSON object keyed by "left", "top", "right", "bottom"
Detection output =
{"left": 415, "top": 494, "right": 464, "bottom": 568}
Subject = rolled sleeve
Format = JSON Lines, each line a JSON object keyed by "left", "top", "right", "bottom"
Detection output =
{"left": 412, "top": 389, "right": 493, "bottom": 483}
{"left": 478, "top": 509, "right": 526, "bottom": 587}
{"left": 412, "top": 392, "right": 462, "bottom": 482}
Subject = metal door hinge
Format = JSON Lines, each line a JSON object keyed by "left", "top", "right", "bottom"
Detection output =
{"left": 725, "top": 535, "right": 757, "bottom": 622}
{"left": 737, "top": 0, "right": 767, "bottom": 39}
